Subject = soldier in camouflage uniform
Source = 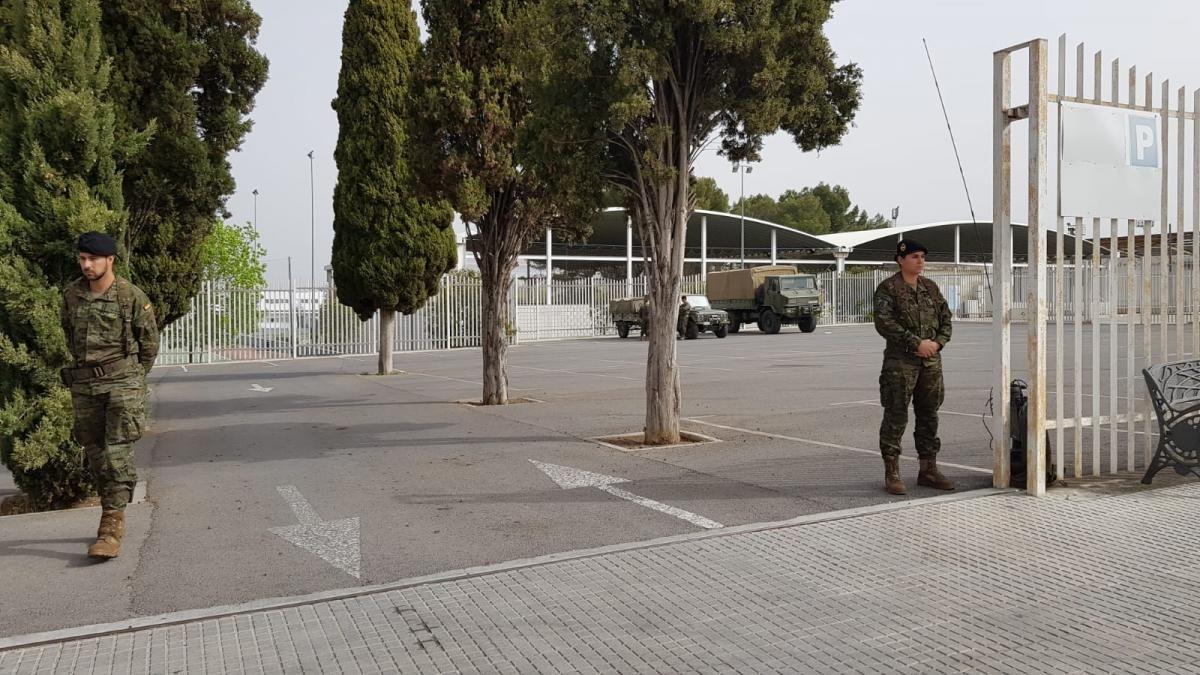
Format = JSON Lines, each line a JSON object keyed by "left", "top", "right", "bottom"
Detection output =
{"left": 677, "top": 295, "right": 691, "bottom": 339}
{"left": 873, "top": 239, "right": 955, "bottom": 495}
{"left": 61, "top": 232, "right": 159, "bottom": 559}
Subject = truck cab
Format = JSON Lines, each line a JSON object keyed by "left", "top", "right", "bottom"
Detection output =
{"left": 759, "top": 275, "right": 822, "bottom": 332}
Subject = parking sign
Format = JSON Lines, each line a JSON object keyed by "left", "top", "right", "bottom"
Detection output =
{"left": 1128, "top": 114, "right": 1159, "bottom": 168}
{"left": 1060, "top": 102, "right": 1162, "bottom": 220}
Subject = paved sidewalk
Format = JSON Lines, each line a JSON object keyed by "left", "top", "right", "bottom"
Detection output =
{"left": 4, "top": 482, "right": 1200, "bottom": 674}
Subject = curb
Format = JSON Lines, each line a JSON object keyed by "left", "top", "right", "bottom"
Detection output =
{"left": 0, "top": 481, "right": 148, "bottom": 521}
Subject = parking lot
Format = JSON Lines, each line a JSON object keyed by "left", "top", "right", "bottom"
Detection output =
{"left": 3, "top": 322, "right": 1010, "bottom": 636}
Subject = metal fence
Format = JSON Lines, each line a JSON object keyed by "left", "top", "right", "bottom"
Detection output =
{"left": 159, "top": 269, "right": 1027, "bottom": 366}
{"left": 994, "top": 34, "right": 1200, "bottom": 493}
{"left": 164, "top": 264, "right": 1195, "bottom": 365}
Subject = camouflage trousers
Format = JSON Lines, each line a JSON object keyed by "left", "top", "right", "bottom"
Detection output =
{"left": 71, "top": 379, "right": 144, "bottom": 510}
{"left": 878, "top": 358, "right": 944, "bottom": 459}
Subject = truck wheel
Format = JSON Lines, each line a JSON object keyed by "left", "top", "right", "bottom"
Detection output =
{"left": 617, "top": 322, "right": 630, "bottom": 339}
{"left": 685, "top": 319, "right": 700, "bottom": 340}
{"left": 728, "top": 320, "right": 741, "bottom": 333}
{"left": 798, "top": 316, "right": 817, "bottom": 333}
{"left": 714, "top": 324, "right": 728, "bottom": 338}
{"left": 760, "top": 309, "right": 782, "bottom": 335}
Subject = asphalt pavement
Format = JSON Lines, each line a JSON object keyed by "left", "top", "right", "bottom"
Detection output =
{"left": 0, "top": 323, "right": 1059, "bottom": 638}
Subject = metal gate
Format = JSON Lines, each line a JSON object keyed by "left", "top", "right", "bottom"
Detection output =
{"left": 993, "top": 36, "right": 1198, "bottom": 494}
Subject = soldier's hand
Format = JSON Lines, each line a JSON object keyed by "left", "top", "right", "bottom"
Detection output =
{"left": 916, "top": 339, "right": 940, "bottom": 359}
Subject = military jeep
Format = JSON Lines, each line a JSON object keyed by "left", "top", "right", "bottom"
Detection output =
{"left": 678, "top": 295, "right": 730, "bottom": 339}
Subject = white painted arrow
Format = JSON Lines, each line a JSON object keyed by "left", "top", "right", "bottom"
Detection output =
{"left": 249, "top": 384, "right": 274, "bottom": 393}
{"left": 531, "top": 460, "right": 723, "bottom": 529}
{"left": 269, "top": 485, "right": 361, "bottom": 578}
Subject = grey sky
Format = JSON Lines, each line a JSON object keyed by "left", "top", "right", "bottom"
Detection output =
{"left": 229, "top": 1, "right": 1199, "bottom": 285}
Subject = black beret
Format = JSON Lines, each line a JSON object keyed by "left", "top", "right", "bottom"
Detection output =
{"left": 895, "top": 238, "right": 928, "bottom": 259}
{"left": 77, "top": 232, "right": 117, "bottom": 256}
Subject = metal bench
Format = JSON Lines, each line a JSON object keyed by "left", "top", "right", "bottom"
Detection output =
{"left": 1142, "top": 360, "right": 1200, "bottom": 484}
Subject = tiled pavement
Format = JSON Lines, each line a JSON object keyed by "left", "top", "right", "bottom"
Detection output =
{"left": 4, "top": 483, "right": 1200, "bottom": 674}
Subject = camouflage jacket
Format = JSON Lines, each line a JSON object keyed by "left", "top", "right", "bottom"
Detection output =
{"left": 61, "top": 277, "right": 159, "bottom": 377}
{"left": 873, "top": 272, "right": 952, "bottom": 363}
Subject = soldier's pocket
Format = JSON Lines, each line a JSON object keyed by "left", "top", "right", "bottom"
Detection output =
{"left": 113, "top": 388, "right": 145, "bottom": 443}
{"left": 879, "top": 369, "right": 903, "bottom": 409}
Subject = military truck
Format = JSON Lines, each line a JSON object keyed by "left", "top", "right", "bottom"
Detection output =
{"left": 707, "top": 265, "right": 822, "bottom": 334}
{"left": 609, "top": 295, "right": 730, "bottom": 339}
{"left": 609, "top": 296, "right": 647, "bottom": 339}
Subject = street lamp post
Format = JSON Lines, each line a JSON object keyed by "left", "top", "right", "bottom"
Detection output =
{"left": 307, "top": 151, "right": 315, "bottom": 353}
{"left": 307, "top": 151, "right": 314, "bottom": 291}
{"left": 252, "top": 189, "right": 259, "bottom": 232}
{"left": 732, "top": 162, "right": 753, "bottom": 268}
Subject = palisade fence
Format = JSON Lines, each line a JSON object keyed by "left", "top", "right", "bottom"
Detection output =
{"left": 157, "top": 265, "right": 1185, "bottom": 366}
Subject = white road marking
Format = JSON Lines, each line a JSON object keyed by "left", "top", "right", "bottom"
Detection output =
{"left": 509, "top": 364, "right": 642, "bottom": 383}
{"left": 270, "top": 485, "right": 361, "bottom": 579}
{"left": 682, "top": 418, "right": 993, "bottom": 475}
{"left": 531, "top": 460, "right": 723, "bottom": 529}
{"left": 829, "top": 399, "right": 993, "bottom": 421}
{"left": 249, "top": 384, "right": 274, "bottom": 393}
{"left": 260, "top": 361, "right": 280, "bottom": 367}
{"left": 179, "top": 365, "right": 188, "bottom": 373}
{"left": 404, "top": 371, "right": 484, "bottom": 387}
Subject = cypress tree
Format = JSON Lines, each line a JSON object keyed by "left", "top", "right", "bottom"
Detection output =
{"left": 330, "top": 0, "right": 456, "bottom": 375}
{"left": 0, "top": 0, "right": 130, "bottom": 507}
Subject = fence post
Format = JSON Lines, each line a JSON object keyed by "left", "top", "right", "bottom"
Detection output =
{"left": 510, "top": 280, "right": 519, "bottom": 346}
{"left": 444, "top": 282, "right": 452, "bottom": 350}
{"left": 288, "top": 278, "right": 298, "bottom": 360}
{"left": 832, "top": 269, "right": 839, "bottom": 324}
{"left": 205, "top": 281, "right": 214, "bottom": 364}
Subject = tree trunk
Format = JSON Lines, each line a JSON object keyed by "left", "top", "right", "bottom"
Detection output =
{"left": 640, "top": 107, "right": 691, "bottom": 444}
{"left": 480, "top": 257, "right": 515, "bottom": 405}
{"left": 644, "top": 273, "right": 682, "bottom": 443}
{"left": 642, "top": 201, "right": 687, "bottom": 444}
{"left": 378, "top": 308, "right": 395, "bottom": 375}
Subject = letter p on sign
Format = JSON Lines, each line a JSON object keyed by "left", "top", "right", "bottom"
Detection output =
{"left": 1128, "top": 114, "right": 1159, "bottom": 168}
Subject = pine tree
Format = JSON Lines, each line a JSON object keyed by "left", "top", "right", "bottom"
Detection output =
{"left": 0, "top": 0, "right": 129, "bottom": 507}
{"left": 331, "top": 0, "right": 456, "bottom": 375}
{"left": 414, "top": 0, "right": 601, "bottom": 404}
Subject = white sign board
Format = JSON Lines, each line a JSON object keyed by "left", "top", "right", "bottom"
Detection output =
{"left": 1059, "top": 101, "right": 1162, "bottom": 221}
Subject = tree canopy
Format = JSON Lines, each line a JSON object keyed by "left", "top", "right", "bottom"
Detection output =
{"left": 414, "top": 0, "right": 603, "bottom": 404}
{"left": 692, "top": 177, "right": 730, "bottom": 212}
{"left": 199, "top": 221, "right": 267, "bottom": 288}
{"left": 733, "top": 183, "right": 885, "bottom": 234}
{"left": 100, "top": 0, "right": 268, "bottom": 327}
{"left": 0, "top": 0, "right": 125, "bottom": 508}
{"left": 543, "top": 0, "right": 863, "bottom": 441}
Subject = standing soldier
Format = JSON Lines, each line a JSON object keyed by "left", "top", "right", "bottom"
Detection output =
{"left": 873, "top": 239, "right": 955, "bottom": 495}
{"left": 677, "top": 294, "right": 691, "bottom": 339}
{"left": 61, "top": 232, "right": 159, "bottom": 559}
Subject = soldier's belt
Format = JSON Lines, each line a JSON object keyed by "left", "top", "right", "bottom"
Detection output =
{"left": 61, "top": 355, "right": 138, "bottom": 386}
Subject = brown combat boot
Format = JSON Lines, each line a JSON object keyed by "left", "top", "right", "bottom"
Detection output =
{"left": 917, "top": 457, "right": 956, "bottom": 491}
{"left": 87, "top": 509, "right": 124, "bottom": 560}
{"left": 883, "top": 456, "right": 907, "bottom": 495}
